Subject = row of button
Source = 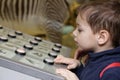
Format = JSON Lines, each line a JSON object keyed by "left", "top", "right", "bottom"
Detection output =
{"left": 0, "top": 25, "right": 62, "bottom": 65}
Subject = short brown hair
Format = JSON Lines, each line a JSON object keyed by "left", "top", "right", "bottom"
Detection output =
{"left": 77, "top": 0, "right": 120, "bottom": 47}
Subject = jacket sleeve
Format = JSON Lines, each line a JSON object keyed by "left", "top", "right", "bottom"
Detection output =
{"left": 101, "top": 67, "right": 120, "bottom": 80}
{"left": 70, "top": 64, "right": 84, "bottom": 79}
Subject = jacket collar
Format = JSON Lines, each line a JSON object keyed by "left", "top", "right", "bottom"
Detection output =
{"left": 88, "top": 46, "right": 120, "bottom": 61}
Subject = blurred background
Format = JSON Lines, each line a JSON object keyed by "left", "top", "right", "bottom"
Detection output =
{"left": 0, "top": 0, "right": 97, "bottom": 57}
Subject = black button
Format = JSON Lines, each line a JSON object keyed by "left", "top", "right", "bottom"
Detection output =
{"left": 52, "top": 47, "right": 60, "bottom": 53}
{"left": 8, "top": 33, "right": 16, "bottom": 38}
{"left": 15, "top": 31, "right": 23, "bottom": 35}
{"left": 24, "top": 44, "right": 33, "bottom": 50}
{"left": 34, "top": 37, "right": 42, "bottom": 42}
{"left": 15, "top": 48, "right": 26, "bottom": 56}
{"left": 0, "top": 36, "right": 8, "bottom": 42}
{"left": 30, "top": 40, "right": 38, "bottom": 45}
{"left": 48, "top": 52, "right": 57, "bottom": 58}
{"left": 54, "top": 43, "right": 62, "bottom": 48}
{"left": 43, "top": 58, "right": 54, "bottom": 65}
{"left": 0, "top": 26, "right": 3, "bottom": 29}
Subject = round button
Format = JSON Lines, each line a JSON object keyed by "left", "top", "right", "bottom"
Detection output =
{"left": 43, "top": 58, "right": 54, "bottom": 65}
{"left": 15, "top": 48, "right": 26, "bottom": 56}
{"left": 48, "top": 52, "right": 58, "bottom": 58}
{"left": 52, "top": 47, "right": 60, "bottom": 53}
{"left": 8, "top": 33, "right": 16, "bottom": 38}
{"left": 24, "top": 44, "right": 33, "bottom": 50}
{"left": 0, "top": 25, "right": 3, "bottom": 29}
{"left": 34, "top": 37, "right": 42, "bottom": 42}
{"left": 0, "top": 36, "right": 8, "bottom": 42}
{"left": 30, "top": 40, "right": 38, "bottom": 45}
{"left": 15, "top": 31, "right": 23, "bottom": 35}
{"left": 54, "top": 43, "right": 62, "bottom": 48}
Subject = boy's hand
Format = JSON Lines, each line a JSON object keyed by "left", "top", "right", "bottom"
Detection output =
{"left": 56, "top": 68, "right": 79, "bottom": 80}
{"left": 74, "top": 47, "right": 87, "bottom": 59}
{"left": 54, "top": 55, "right": 80, "bottom": 69}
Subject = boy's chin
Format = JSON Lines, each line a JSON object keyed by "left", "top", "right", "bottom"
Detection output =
{"left": 75, "top": 43, "right": 80, "bottom": 47}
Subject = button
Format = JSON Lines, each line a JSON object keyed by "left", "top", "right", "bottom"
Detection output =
{"left": 15, "top": 31, "right": 23, "bottom": 35}
{"left": 30, "top": 40, "right": 38, "bottom": 45}
{"left": 0, "top": 25, "right": 3, "bottom": 29}
{"left": 43, "top": 58, "right": 54, "bottom": 65}
{"left": 24, "top": 44, "right": 33, "bottom": 50}
{"left": 52, "top": 47, "right": 60, "bottom": 53}
{"left": 34, "top": 37, "right": 42, "bottom": 42}
{"left": 48, "top": 52, "right": 58, "bottom": 58}
{"left": 54, "top": 43, "right": 62, "bottom": 48}
{"left": 0, "top": 36, "right": 8, "bottom": 42}
{"left": 15, "top": 48, "right": 26, "bottom": 56}
{"left": 8, "top": 33, "right": 16, "bottom": 38}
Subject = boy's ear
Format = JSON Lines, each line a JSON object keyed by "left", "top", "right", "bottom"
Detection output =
{"left": 96, "top": 30, "right": 110, "bottom": 45}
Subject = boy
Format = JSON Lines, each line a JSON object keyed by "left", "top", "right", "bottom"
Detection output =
{"left": 54, "top": 0, "right": 120, "bottom": 80}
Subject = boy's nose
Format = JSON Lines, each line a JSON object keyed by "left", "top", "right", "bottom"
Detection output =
{"left": 72, "top": 29, "right": 77, "bottom": 37}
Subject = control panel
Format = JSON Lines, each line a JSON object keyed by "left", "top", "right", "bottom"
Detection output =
{"left": 0, "top": 25, "right": 71, "bottom": 80}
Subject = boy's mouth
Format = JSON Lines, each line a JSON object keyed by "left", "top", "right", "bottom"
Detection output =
{"left": 74, "top": 41, "right": 79, "bottom": 46}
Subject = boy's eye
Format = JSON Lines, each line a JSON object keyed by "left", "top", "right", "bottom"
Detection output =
{"left": 78, "top": 29, "right": 82, "bottom": 32}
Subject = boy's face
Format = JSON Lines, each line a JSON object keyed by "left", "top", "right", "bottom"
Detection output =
{"left": 73, "top": 15, "right": 97, "bottom": 52}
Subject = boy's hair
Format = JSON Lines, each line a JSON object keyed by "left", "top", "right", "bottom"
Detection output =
{"left": 77, "top": 0, "right": 120, "bottom": 47}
